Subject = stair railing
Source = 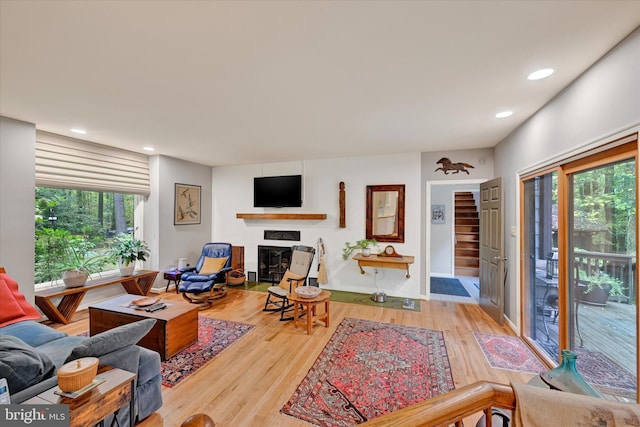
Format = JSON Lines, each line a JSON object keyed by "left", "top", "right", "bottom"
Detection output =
{"left": 360, "top": 381, "right": 516, "bottom": 427}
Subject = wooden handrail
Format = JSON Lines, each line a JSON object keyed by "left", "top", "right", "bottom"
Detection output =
{"left": 360, "top": 381, "right": 515, "bottom": 427}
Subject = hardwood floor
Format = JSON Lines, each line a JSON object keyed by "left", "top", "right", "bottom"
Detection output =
{"left": 54, "top": 288, "right": 537, "bottom": 426}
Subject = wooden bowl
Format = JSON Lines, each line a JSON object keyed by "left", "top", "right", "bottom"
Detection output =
{"left": 57, "top": 357, "right": 99, "bottom": 392}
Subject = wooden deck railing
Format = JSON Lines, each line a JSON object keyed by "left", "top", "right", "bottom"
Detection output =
{"left": 574, "top": 250, "right": 636, "bottom": 303}
{"left": 360, "top": 381, "right": 515, "bottom": 427}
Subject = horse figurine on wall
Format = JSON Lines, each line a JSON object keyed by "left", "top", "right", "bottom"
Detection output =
{"left": 434, "top": 157, "right": 475, "bottom": 175}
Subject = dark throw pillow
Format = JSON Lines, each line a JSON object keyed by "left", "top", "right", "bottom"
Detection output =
{"left": 65, "top": 318, "right": 156, "bottom": 363}
{"left": 0, "top": 334, "right": 56, "bottom": 394}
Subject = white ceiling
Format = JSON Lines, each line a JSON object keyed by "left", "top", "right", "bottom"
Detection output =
{"left": 1, "top": 1, "right": 639, "bottom": 167}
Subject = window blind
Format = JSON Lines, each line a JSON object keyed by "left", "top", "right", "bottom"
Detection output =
{"left": 35, "top": 131, "right": 150, "bottom": 195}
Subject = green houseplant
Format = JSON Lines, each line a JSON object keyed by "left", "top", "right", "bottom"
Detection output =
{"left": 578, "top": 269, "right": 626, "bottom": 306}
{"left": 110, "top": 233, "right": 150, "bottom": 276}
{"left": 342, "top": 239, "right": 378, "bottom": 260}
{"left": 57, "top": 237, "right": 110, "bottom": 287}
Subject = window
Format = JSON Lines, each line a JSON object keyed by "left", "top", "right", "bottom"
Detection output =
{"left": 35, "top": 187, "right": 139, "bottom": 285}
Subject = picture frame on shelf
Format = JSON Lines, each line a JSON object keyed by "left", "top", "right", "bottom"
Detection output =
{"left": 174, "top": 183, "right": 201, "bottom": 225}
{"left": 431, "top": 204, "right": 445, "bottom": 224}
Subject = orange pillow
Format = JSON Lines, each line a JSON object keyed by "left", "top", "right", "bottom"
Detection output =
{"left": 0, "top": 278, "right": 26, "bottom": 324}
{"left": 278, "top": 270, "right": 305, "bottom": 290}
{"left": 199, "top": 257, "right": 228, "bottom": 275}
{"left": 0, "top": 274, "right": 41, "bottom": 328}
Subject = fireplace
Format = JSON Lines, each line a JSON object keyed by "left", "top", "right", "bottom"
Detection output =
{"left": 258, "top": 245, "right": 292, "bottom": 283}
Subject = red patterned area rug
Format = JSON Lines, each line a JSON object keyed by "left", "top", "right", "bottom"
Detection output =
{"left": 282, "top": 317, "right": 455, "bottom": 427}
{"left": 79, "top": 317, "right": 254, "bottom": 387}
{"left": 574, "top": 349, "right": 637, "bottom": 399}
{"left": 161, "top": 316, "right": 254, "bottom": 387}
{"left": 473, "top": 332, "right": 546, "bottom": 375}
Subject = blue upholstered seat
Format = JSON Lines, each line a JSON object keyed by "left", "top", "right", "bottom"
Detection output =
{"left": 178, "top": 242, "right": 233, "bottom": 308}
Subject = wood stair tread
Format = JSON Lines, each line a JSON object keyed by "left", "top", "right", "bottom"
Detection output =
{"left": 454, "top": 191, "right": 479, "bottom": 276}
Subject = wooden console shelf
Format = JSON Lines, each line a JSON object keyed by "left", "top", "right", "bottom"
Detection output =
{"left": 35, "top": 270, "right": 158, "bottom": 324}
{"left": 353, "top": 253, "right": 415, "bottom": 278}
{"left": 236, "top": 213, "right": 327, "bottom": 220}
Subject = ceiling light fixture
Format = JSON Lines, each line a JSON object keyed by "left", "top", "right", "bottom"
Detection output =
{"left": 143, "top": 146, "right": 155, "bottom": 152}
{"left": 495, "top": 111, "right": 513, "bottom": 118}
{"left": 70, "top": 128, "right": 87, "bottom": 135}
{"left": 527, "top": 68, "right": 554, "bottom": 80}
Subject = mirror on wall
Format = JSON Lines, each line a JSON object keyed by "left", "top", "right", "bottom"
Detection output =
{"left": 366, "top": 184, "right": 405, "bottom": 243}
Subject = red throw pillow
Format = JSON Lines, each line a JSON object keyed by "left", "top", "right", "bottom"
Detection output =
{"left": 0, "top": 273, "right": 42, "bottom": 328}
{"left": 0, "top": 279, "right": 26, "bottom": 325}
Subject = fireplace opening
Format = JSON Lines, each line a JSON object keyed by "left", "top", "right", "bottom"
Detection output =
{"left": 258, "top": 245, "right": 292, "bottom": 283}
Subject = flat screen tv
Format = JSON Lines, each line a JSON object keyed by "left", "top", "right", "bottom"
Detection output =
{"left": 254, "top": 175, "right": 303, "bottom": 208}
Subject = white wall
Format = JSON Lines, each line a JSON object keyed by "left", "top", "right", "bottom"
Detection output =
{"left": 212, "top": 153, "right": 423, "bottom": 298}
{"left": 420, "top": 148, "right": 494, "bottom": 294}
{"left": 0, "top": 117, "right": 36, "bottom": 301}
{"left": 147, "top": 155, "right": 212, "bottom": 289}
{"left": 494, "top": 27, "right": 640, "bottom": 326}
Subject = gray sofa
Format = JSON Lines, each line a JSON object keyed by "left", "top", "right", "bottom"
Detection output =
{"left": 0, "top": 318, "right": 163, "bottom": 426}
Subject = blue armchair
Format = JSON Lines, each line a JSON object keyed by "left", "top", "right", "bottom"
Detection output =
{"left": 178, "top": 242, "right": 233, "bottom": 308}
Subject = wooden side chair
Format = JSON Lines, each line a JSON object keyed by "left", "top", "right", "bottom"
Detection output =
{"left": 263, "top": 245, "right": 315, "bottom": 321}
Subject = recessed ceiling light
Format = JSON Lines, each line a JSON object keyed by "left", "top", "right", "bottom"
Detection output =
{"left": 527, "top": 68, "right": 554, "bottom": 80}
{"left": 495, "top": 111, "right": 513, "bottom": 118}
{"left": 143, "top": 146, "right": 155, "bottom": 152}
{"left": 70, "top": 128, "right": 87, "bottom": 134}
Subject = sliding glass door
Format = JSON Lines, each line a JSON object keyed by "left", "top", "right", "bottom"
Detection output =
{"left": 521, "top": 138, "right": 638, "bottom": 401}
{"left": 566, "top": 156, "right": 637, "bottom": 400}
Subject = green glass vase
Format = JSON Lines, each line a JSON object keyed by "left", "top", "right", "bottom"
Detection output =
{"left": 539, "top": 350, "right": 602, "bottom": 397}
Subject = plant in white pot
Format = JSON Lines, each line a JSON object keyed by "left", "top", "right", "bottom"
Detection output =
{"left": 342, "top": 239, "right": 378, "bottom": 260}
{"left": 111, "top": 233, "right": 150, "bottom": 276}
{"left": 57, "top": 238, "right": 110, "bottom": 288}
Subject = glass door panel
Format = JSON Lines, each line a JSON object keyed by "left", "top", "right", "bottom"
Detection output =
{"left": 522, "top": 171, "right": 559, "bottom": 361}
{"left": 568, "top": 158, "right": 636, "bottom": 399}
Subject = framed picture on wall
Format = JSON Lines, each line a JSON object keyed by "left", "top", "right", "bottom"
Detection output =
{"left": 431, "top": 204, "right": 445, "bottom": 224}
{"left": 174, "top": 183, "right": 201, "bottom": 225}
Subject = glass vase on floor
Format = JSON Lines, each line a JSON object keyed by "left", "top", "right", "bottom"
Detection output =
{"left": 538, "top": 349, "right": 602, "bottom": 397}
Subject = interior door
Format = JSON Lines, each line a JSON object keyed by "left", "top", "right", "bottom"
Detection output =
{"left": 479, "top": 177, "right": 505, "bottom": 324}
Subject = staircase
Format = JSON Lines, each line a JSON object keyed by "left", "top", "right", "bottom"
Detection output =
{"left": 454, "top": 192, "right": 479, "bottom": 277}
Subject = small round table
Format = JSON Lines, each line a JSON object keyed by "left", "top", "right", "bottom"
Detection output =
{"left": 287, "top": 289, "right": 331, "bottom": 335}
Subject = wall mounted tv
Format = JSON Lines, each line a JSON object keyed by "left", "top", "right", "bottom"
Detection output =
{"left": 253, "top": 175, "right": 303, "bottom": 208}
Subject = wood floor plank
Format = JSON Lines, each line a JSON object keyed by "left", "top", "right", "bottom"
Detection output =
{"left": 53, "top": 288, "right": 537, "bottom": 426}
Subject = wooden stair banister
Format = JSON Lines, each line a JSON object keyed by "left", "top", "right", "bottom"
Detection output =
{"left": 360, "top": 381, "right": 515, "bottom": 427}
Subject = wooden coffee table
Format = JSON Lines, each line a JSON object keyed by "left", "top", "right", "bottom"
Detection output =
{"left": 89, "top": 294, "right": 199, "bottom": 360}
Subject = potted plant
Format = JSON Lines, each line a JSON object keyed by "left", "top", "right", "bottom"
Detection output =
{"left": 57, "top": 238, "right": 110, "bottom": 288}
{"left": 577, "top": 269, "right": 626, "bottom": 306}
{"left": 342, "top": 239, "right": 377, "bottom": 260}
{"left": 110, "top": 233, "right": 150, "bottom": 276}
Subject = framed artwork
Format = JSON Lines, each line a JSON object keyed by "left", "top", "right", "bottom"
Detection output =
{"left": 174, "top": 183, "right": 201, "bottom": 225}
{"left": 431, "top": 204, "right": 445, "bottom": 224}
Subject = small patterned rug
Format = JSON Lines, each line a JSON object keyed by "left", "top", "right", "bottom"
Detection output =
{"left": 573, "top": 349, "right": 637, "bottom": 399}
{"left": 473, "top": 332, "right": 546, "bottom": 374}
{"left": 430, "top": 277, "right": 471, "bottom": 297}
{"left": 161, "top": 316, "right": 254, "bottom": 387}
{"left": 282, "top": 317, "right": 454, "bottom": 426}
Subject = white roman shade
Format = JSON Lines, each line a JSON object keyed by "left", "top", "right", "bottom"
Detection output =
{"left": 36, "top": 131, "right": 150, "bottom": 195}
